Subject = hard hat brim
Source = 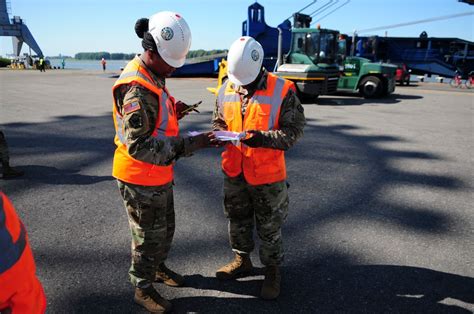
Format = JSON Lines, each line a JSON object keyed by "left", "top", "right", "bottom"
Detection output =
{"left": 160, "top": 53, "right": 186, "bottom": 68}
{"left": 228, "top": 72, "right": 254, "bottom": 87}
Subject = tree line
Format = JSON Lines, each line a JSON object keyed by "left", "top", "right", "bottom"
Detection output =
{"left": 186, "top": 49, "right": 227, "bottom": 58}
{"left": 0, "top": 57, "right": 11, "bottom": 67}
{"left": 74, "top": 52, "right": 135, "bottom": 60}
{"left": 74, "top": 50, "right": 227, "bottom": 60}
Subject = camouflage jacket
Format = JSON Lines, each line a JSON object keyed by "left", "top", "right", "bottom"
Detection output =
{"left": 212, "top": 69, "right": 305, "bottom": 151}
{"left": 113, "top": 56, "right": 195, "bottom": 166}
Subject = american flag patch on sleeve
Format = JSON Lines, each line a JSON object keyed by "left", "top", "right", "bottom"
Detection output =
{"left": 123, "top": 101, "right": 141, "bottom": 114}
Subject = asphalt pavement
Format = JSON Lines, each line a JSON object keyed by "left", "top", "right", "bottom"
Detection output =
{"left": 0, "top": 69, "right": 473, "bottom": 313}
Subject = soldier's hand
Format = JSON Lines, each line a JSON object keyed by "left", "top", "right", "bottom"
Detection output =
{"left": 176, "top": 100, "right": 201, "bottom": 120}
{"left": 175, "top": 101, "right": 189, "bottom": 120}
{"left": 198, "top": 132, "right": 224, "bottom": 148}
{"left": 241, "top": 130, "right": 265, "bottom": 148}
{"left": 210, "top": 131, "right": 226, "bottom": 148}
{"left": 184, "top": 131, "right": 220, "bottom": 155}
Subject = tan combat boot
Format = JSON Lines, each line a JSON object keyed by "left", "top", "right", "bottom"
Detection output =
{"left": 260, "top": 265, "right": 281, "bottom": 300}
{"left": 134, "top": 286, "right": 172, "bottom": 313}
{"left": 155, "top": 263, "right": 185, "bottom": 287}
{"left": 216, "top": 253, "right": 253, "bottom": 280}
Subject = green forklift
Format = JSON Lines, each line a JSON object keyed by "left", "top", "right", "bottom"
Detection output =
{"left": 336, "top": 37, "right": 397, "bottom": 98}
{"left": 209, "top": 13, "right": 396, "bottom": 100}
{"left": 274, "top": 13, "right": 340, "bottom": 100}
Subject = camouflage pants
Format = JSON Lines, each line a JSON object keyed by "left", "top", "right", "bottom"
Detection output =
{"left": 0, "top": 131, "right": 9, "bottom": 166}
{"left": 117, "top": 180, "right": 175, "bottom": 288}
{"left": 224, "top": 174, "right": 289, "bottom": 266}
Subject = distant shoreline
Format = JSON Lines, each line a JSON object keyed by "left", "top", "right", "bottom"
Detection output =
{"left": 47, "top": 57, "right": 135, "bottom": 61}
{"left": 48, "top": 59, "right": 129, "bottom": 71}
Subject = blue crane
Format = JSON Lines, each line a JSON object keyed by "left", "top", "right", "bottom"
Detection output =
{"left": 0, "top": 0, "right": 43, "bottom": 57}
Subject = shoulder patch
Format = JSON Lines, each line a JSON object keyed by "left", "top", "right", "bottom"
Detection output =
{"left": 123, "top": 101, "right": 141, "bottom": 115}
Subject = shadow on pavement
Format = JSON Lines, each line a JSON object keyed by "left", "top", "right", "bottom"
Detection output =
{"left": 314, "top": 93, "right": 423, "bottom": 106}
{"left": 280, "top": 118, "right": 465, "bottom": 237}
{"left": 67, "top": 265, "right": 473, "bottom": 313}
{"left": 172, "top": 265, "right": 474, "bottom": 313}
{"left": 9, "top": 165, "right": 113, "bottom": 185}
{"left": 1, "top": 112, "right": 471, "bottom": 313}
{"left": 0, "top": 114, "right": 115, "bottom": 195}
{"left": 398, "top": 83, "right": 420, "bottom": 88}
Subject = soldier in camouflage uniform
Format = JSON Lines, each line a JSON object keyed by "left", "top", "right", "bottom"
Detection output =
{"left": 113, "top": 14, "right": 216, "bottom": 313}
{"left": 0, "top": 131, "right": 24, "bottom": 179}
{"left": 212, "top": 37, "right": 305, "bottom": 300}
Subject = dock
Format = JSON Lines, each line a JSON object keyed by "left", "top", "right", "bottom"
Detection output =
{"left": 1, "top": 69, "right": 473, "bottom": 313}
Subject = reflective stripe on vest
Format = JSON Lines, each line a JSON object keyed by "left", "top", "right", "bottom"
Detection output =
{"left": 253, "top": 77, "right": 286, "bottom": 130}
{"left": 112, "top": 58, "right": 178, "bottom": 186}
{"left": 218, "top": 73, "right": 294, "bottom": 185}
{"left": 157, "top": 89, "right": 171, "bottom": 137}
{"left": 218, "top": 75, "right": 292, "bottom": 131}
{"left": 0, "top": 193, "right": 26, "bottom": 274}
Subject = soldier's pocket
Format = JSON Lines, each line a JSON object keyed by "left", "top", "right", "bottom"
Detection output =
{"left": 252, "top": 149, "right": 282, "bottom": 177}
{"left": 136, "top": 203, "right": 155, "bottom": 229}
{"left": 224, "top": 194, "right": 251, "bottom": 219}
{"left": 223, "top": 103, "right": 236, "bottom": 125}
{"left": 255, "top": 110, "right": 270, "bottom": 130}
{"left": 245, "top": 109, "right": 270, "bottom": 131}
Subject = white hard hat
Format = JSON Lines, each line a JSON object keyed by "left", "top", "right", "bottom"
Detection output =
{"left": 227, "top": 36, "right": 264, "bottom": 86}
{"left": 148, "top": 11, "right": 192, "bottom": 68}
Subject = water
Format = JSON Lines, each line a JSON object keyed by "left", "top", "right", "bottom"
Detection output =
{"left": 49, "top": 58, "right": 130, "bottom": 71}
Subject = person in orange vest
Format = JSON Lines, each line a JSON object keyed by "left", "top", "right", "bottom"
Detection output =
{"left": 112, "top": 12, "right": 216, "bottom": 313}
{"left": 0, "top": 191, "right": 47, "bottom": 313}
{"left": 212, "top": 36, "right": 306, "bottom": 300}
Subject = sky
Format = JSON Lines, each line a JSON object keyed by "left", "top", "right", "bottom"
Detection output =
{"left": 1, "top": 0, "right": 473, "bottom": 57}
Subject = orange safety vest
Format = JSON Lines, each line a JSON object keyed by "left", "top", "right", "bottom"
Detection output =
{"left": 217, "top": 73, "right": 295, "bottom": 185}
{"left": 0, "top": 192, "right": 46, "bottom": 313}
{"left": 112, "top": 58, "right": 179, "bottom": 186}
{"left": 0, "top": 192, "right": 26, "bottom": 275}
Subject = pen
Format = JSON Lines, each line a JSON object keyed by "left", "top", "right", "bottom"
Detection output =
{"left": 181, "top": 101, "right": 202, "bottom": 113}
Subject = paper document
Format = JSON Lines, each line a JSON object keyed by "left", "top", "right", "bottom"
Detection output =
{"left": 213, "top": 131, "right": 246, "bottom": 141}
{"left": 187, "top": 131, "right": 203, "bottom": 137}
